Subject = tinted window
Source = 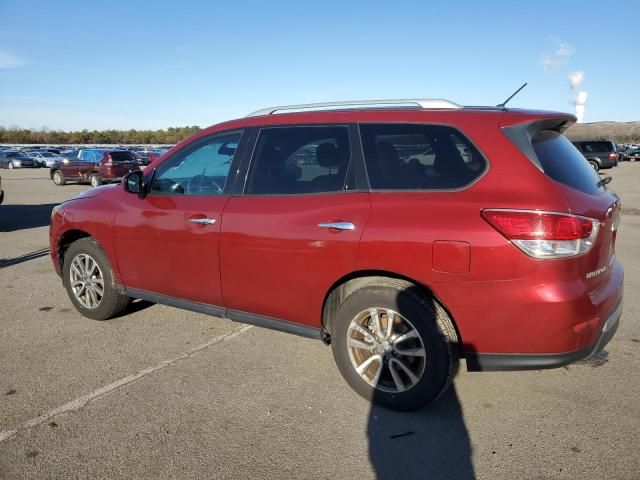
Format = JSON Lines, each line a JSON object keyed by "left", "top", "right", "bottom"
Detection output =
{"left": 579, "top": 141, "right": 614, "bottom": 153}
{"left": 151, "top": 130, "right": 241, "bottom": 195}
{"left": 360, "top": 124, "right": 486, "bottom": 190}
{"left": 532, "top": 131, "right": 603, "bottom": 195}
{"left": 246, "top": 126, "right": 350, "bottom": 194}
{"left": 109, "top": 151, "right": 136, "bottom": 163}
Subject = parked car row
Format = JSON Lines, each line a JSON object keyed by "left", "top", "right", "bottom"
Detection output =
{"left": 0, "top": 145, "right": 172, "bottom": 171}
{"left": 618, "top": 144, "right": 640, "bottom": 161}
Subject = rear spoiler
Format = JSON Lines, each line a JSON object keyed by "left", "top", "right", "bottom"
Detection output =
{"left": 501, "top": 115, "right": 576, "bottom": 170}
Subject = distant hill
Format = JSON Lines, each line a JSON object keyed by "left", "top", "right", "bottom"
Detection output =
{"left": 566, "top": 121, "right": 640, "bottom": 144}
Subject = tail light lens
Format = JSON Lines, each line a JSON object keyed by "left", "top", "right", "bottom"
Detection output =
{"left": 609, "top": 153, "right": 616, "bottom": 160}
{"left": 481, "top": 209, "right": 600, "bottom": 259}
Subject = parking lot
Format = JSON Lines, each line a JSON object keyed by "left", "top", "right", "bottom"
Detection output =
{"left": 0, "top": 166, "right": 639, "bottom": 479}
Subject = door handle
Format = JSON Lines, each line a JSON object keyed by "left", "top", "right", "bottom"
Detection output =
{"left": 188, "top": 218, "right": 216, "bottom": 225}
{"left": 318, "top": 222, "right": 355, "bottom": 231}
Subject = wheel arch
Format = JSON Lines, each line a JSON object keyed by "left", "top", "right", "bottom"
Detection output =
{"left": 57, "top": 229, "right": 93, "bottom": 273}
{"left": 320, "top": 270, "right": 463, "bottom": 350}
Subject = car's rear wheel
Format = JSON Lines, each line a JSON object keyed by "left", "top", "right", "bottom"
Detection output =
{"left": 8, "top": 162, "right": 14, "bottom": 169}
{"left": 589, "top": 160, "right": 600, "bottom": 172}
{"left": 52, "top": 170, "right": 66, "bottom": 185}
{"left": 62, "top": 238, "right": 130, "bottom": 320}
{"left": 330, "top": 279, "right": 459, "bottom": 411}
{"left": 90, "top": 173, "right": 102, "bottom": 188}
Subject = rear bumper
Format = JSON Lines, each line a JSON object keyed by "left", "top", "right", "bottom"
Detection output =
{"left": 466, "top": 299, "right": 622, "bottom": 371}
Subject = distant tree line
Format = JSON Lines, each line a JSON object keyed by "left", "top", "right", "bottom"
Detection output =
{"left": 0, "top": 126, "right": 201, "bottom": 145}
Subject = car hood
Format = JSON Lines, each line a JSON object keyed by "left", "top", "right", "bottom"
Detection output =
{"left": 68, "top": 183, "right": 119, "bottom": 201}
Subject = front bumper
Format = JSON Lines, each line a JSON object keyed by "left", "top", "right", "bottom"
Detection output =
{"left": 466, "top": 299, "right": 622, "bottom": 371}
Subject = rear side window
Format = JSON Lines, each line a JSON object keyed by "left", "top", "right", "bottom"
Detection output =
{"left": 577, "top": 141, "right": 614, "bottom": 153}
{"left": 359, "top": 124, "right": 486, "bottom": 190}
{"left": 246, "top": 125, "right": 351, "bottom": 195}
{"left": 109, "top": 151, "right": 136, "bottom": 163}
{"left": 532, "top": 131, "right": 603, "bottom": 195}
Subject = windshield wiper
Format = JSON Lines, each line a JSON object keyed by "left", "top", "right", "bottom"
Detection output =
{"left": 597, "top": 176, "right": 612, "bottom": 188}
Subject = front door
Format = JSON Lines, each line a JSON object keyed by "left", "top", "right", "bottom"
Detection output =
{"left": 220, "top": 124, "right": 370, "bottom": 328}
{"left": 113, "top": 130, "right": 244, "bottom": 306}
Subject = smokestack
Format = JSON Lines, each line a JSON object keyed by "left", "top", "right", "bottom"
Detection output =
{"left": 568, "top": 71, "right": 587, "bottom": 123}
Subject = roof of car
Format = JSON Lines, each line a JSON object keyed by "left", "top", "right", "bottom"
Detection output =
{"left": 158, "top": 101, "right": 577, "bottom": 160}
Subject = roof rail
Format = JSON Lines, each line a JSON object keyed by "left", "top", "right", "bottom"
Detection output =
{"left": 246, "top": 98, "right": 462, "bottom": 117}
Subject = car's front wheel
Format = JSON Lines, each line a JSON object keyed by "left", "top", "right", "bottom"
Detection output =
{"left": 52, "top": 170, "right": 66, "bottom": 185}
{"left": 62, "top": 238, "right": 130, "bottom": 320}
{"left": 330, "top": 279, "right": 459, "bottom": 411}
{"left": 8, "top": 162, "right": 14, "bottom": 169}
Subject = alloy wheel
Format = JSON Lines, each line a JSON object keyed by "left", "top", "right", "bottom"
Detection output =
{"left": 347, "top": 308, "right": 426, "bottom": 392}
{"left": 69, "top": 253, "right": 104, "bottom": 309}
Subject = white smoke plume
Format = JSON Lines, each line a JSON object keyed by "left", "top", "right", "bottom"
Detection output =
{"left": 573, "top": 91, "right": 588, "bottom": 123}
{"left": 542, "top": 40, "right": 574, "bottom": 71}
{"left": 569, "top": 71, "right": 588, "bottom": 123}
{"left": 568, "top": 71, "right": 585, "bottom": 89}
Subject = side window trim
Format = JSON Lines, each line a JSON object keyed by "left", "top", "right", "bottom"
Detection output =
{"left": 145, "top": 129, "right": 245, "bottom": 197}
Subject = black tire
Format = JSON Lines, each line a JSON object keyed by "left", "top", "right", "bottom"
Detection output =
{"left": 52, "top": 170, "right": 66, "bottom": 185}
{"left": 62, "top": 238, "right": 130, "bottom": 320}
{"left": 330, "top": 279, "right": 459, "bottom": 411}
{"left": 90, "top": 173, "right": 103, "bottom": 187}
{"left": 589, "top": 160, "right": 600, "bottom": 172}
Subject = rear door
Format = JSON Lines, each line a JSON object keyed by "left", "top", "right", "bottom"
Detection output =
{"left": 219, "top": 124, "right": 370, "bottom": 329}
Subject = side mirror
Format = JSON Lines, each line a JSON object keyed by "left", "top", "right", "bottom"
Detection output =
{"left": 123, "top": 170, "right": 143, "bottom": 196}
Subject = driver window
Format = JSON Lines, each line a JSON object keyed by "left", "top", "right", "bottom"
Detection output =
{"left": 151, "top": 130, "right": 242, "bottom": 195}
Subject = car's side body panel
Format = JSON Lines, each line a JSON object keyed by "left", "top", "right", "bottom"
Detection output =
{"left": 219, "top": 192, "right": 371, "bottom": 328}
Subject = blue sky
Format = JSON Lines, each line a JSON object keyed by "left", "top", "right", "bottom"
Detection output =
{"left": 0, "top": 0, "right": 638, "bottom": 130}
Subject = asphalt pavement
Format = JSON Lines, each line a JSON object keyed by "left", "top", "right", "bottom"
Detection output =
{"left": 0, "top": 166, "right": 639, "bottom": 479}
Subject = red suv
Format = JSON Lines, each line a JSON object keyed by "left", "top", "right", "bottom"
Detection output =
{"left": 50, "top": 149, "right": 140, "bottom": 187}
{"left": 49, "top": 100, "right": 623, "bottom": 410}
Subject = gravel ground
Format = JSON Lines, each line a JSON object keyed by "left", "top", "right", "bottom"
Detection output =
{"left": 0, "top": 165, "right": 638, "bottom": 479}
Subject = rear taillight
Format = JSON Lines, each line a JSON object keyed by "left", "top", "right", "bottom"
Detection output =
{"left": 103, "top": 154, "right": 113, "bottom": 166}
{"left": 609, "top": 153, "right": 616, "bottom": 160}
{"left": 481, "top": 209, "right": 600, "bottom": 259}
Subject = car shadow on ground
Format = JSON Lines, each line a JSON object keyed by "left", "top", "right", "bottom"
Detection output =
{"left": 368, "top": 387, "right": 474, "bottom": 479}
{"left": 0, "top": 203, "right": 58, "bottom": 232}
{"left": 0, "top": 248, "right": 51, "bottom": 269}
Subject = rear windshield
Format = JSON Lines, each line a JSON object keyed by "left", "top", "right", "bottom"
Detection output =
{"left": 532, "top": 131, "right": 603, "bottom": 195}
{"left": 109, "top": 151, "right": 136, "bottom": 163}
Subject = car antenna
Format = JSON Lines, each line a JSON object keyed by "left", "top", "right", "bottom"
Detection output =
{"left": 496, "top": 82, "right": 528, "bottom": 109}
